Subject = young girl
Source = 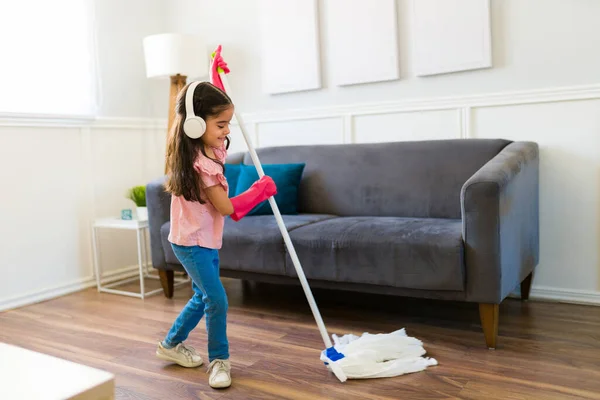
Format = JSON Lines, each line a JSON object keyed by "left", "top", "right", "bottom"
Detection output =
{"left": 155, "top": 76, "right": 277, "bottom": 389}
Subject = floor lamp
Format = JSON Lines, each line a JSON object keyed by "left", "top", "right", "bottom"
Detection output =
{"left": 143, "top": 33, "right": 208, "bottom": 173}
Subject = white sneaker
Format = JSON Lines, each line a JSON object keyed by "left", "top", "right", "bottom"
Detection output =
{"left": 156, "top": 342, "right": 203, "bottom": 368}
{"left": 207, "top": 359, "right": 231, "bottom": 389}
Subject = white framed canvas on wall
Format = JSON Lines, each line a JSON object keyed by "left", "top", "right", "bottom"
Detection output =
{"left": 412, "top": 0, "right": 492, "bottom": 77}
{"left": 258, "top": 0, "right": 321, "bottom": 94}
{"left": 325, "top": 0, "right": 400, "bottom": 86}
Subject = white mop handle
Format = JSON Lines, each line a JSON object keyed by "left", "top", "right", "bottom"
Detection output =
{"left": 220, "top": 72, "right": 333, "bottom": 349}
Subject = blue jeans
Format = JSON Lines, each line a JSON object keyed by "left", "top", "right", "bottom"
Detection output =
{"left": 163, "top": 244, "right": 229, "bottom": 362}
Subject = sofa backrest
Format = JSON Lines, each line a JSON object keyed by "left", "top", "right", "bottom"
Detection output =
{"left": 237, "top": 139, "right": 511, "bottom": 219}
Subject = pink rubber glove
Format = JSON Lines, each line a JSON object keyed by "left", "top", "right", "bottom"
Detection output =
{"left": 210, "top": 45, "right": 230, "bottom": 92}
{"left": 230, "top": 176, "right": 277, "bottom": 221}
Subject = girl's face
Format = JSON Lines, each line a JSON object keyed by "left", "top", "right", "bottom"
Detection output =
{"left": 203, "top": 105, "right": 234, "bottom": 148}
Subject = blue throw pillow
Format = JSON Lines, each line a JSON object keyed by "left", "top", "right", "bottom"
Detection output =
{"left": 235, "top": 163, "right": 306, "bottom": 215}
{"left": 223, "top": 163, "right": 243, "bottom": 196}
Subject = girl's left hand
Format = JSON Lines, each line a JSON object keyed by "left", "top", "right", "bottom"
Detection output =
{"left": 211, "top": 45, "right": 230, "bottom": 91}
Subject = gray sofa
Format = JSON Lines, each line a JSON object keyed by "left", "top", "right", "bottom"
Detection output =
{"left": 146, "top": 139, "right": 539, "bottom": 348}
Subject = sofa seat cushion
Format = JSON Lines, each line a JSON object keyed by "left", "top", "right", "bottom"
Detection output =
{"left": 220, "top": 214, "right": 336, "bottom": 274}
{"left": 161, "top": 214, "right": 337, "bottom": 274}
{"left": 285, "top": 217, "right": 465, "bottom": 291}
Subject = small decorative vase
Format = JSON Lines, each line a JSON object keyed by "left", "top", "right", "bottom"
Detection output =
{"left": 136, "top": 206, "right": 148, "bottom": 221}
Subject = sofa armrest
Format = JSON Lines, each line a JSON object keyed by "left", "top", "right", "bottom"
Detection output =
{"left": 146, "top": 176, "right": 171, "bottom": 270}
{"left": 460, "top": 141, "right": 539, "bottom": 304}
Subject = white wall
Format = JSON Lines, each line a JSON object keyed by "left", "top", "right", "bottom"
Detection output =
{"left": 0, "top": 0, "right": 169, "bottom": 311}
{"left": 0, "top": 119, "right": 166, "bottom": 311}
{"left": 93, "top": 0, "right": 169, "bottom": 118}
{"left": 163, "top": 0, "right": 600, "bottom": 304}
{"left": 166, "top": 0, "right": 600, "bottom": 113}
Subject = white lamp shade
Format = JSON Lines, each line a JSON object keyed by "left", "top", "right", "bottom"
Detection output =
{"left": 143, "top": 33, "right": 208, "bottom": 79}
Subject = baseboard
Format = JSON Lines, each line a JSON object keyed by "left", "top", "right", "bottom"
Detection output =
{"left": 528, "top": 286, "right": 600, "bottom": 306}
{"left": 0, "top": 265, "right": 142, "bottom": 313}
{"left": 510, "top": 286, "right": 600, "bottom": 306}
{"left": 3, "top": 268, "right": 599, "bottom": 312}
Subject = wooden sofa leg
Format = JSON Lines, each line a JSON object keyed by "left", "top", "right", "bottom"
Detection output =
{"left": 479, "top": 303, "right": 499, "bottom": 349}
{"left": 159, "top": 270, "right": 174, "bottom": 298}
{"left": 521, "top": 272, "right": 533, "bottom": 301}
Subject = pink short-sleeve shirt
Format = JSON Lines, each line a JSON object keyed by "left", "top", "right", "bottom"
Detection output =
{"left": 168, "top": 145, "right": 229, "bottom": 249}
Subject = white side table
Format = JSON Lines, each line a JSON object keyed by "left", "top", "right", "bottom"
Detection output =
{"left": 91, "top": 218, "right": 188, "bottom": 299}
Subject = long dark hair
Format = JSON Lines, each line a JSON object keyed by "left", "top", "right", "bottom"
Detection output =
{"left": 165, "top": 81, "right": 232, "bottom": 203}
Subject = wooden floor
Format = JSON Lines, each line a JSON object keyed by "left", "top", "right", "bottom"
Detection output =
{"left": 1, "top": 277, "right": 600, "bottom": 400}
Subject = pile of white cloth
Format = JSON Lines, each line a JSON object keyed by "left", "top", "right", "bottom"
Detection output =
{"left": 320, "top": 328, "right": 438, "bottom": 382}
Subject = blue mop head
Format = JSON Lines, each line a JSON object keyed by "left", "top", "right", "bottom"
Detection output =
{"left": 321, "top": 346, "right": 348, "bottom": 382}
{"left": 324, "top": 346, "right": 345, "bottom": 363}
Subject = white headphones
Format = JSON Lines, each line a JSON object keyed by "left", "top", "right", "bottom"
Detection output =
{"left": 183, "top": 81, "right": 206, "bottom": 139}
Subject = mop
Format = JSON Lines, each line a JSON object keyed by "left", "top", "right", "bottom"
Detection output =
{"left": 210, "top": 46, "right": 438, "bottom": 382}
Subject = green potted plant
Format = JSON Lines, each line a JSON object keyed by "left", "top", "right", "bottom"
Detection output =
{"left": 127, "top": 185, "right": 147, "bottom": 220}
